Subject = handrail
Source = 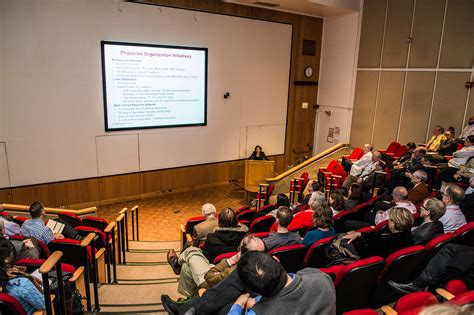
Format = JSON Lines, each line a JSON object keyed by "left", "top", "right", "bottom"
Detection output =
{"left": 119, "top": 207, "right": 128, "bottom": 215}
{"left": 3, "top": 203, "right": 97, "bottom": 216}
{"left": 265, "top": 143, "right": 349, "bottom": 182}
{"left": 130, "top": 205, "right": 139, "bottom": 241}
{"left": 104, "top": 222, "right": 116, "bottom": 233}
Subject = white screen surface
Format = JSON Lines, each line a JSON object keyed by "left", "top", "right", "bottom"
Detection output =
{"left": 102, "top": 42, "right": 207, "bottom": 131}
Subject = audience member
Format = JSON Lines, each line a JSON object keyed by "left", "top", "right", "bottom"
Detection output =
{"left": 374, "top": 187, "right": 416, "bottom": 225}
{"left": 344, "top": 207, "right": 414, "bottom": 258}
{"left": 228, "top": 251, "right": 336, "bottom": 315}
{"left": 461, "top": 177, "right": 474, "bottom": 222}
{"left": 191, "top": 203, "right": 218, "bottom": 247}
{"left": 389, "top": 243, "right": 474, "bottom": 294}
{"left": 412, "top": 198, "right": 445, "bottom": 245}
{"left": 328, "top": 191, "right": 345, "bottom": 215}
{"left": 439, "top": 156, "right": 474, "bottom": 190}
{"left": 297, "top": 180, "right": 320, "bottom": 209}
{"left": 0, "top": 221, "right": 39, "bottom": 261}
{"left": 344, "top": 184, "right": 364, "bottom": 210}
{"left": 262, "top": 207, "right": 301, "bottom": 251}
{"left": 342, "top": 151, "right": 384, "bottom": 190}
{"left": 0, "top": 203, "right": 21, "bottom": 237}
{"left": 407, "top": 170, "right": 429, "bottom": 204}
{"left": 459, "top": 115, "right": 474, "bottom": 140}
{"left": 425, "top": 125, "right": 446, "bottom": 152}
{"left": 392, "top": 142, "right": 416, "bottom": 168}
{"left": 439, "top": 184, "right": 466, "bottom": 232}
{"left": 201, "top": 208, "right": 248, "bottom": 264}
{"left": 342, "top": 143, "right": 373, "bottom": 173}
{"left": 276, "top": 194, "right": 290, "bottom": 208}
{"left": 0, "top": 238, "right": 45, "bottom": 314}
{"left": 20, "top": 202, "right": 65, "bottom": 245}
{"left": 285, "top": 192, "right": 326, "bottom": 232}
{"left": 446, "top": 135, "right": 474, "bottom": 169}
{"left": 303, "top": 206, "right": 335, "bottom": 247}
{"left": 166, "top": 235, "right": 264, "bottom": 298}
{"left": 386, "top": 146, "right": 426, "bottom": 192}
{"left": 436, "top": 129, "right": 458, "bottom": 157}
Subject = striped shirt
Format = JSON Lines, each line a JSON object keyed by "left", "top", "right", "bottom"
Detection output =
{"left": 20, "top": 218, "right": 54, "bottom": 244}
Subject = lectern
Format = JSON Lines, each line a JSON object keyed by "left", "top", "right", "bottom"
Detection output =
{"left": 244, "top": 160, "right": 274, "bottom": 195}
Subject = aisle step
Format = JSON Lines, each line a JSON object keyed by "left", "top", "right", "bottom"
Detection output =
{"left": 129, "top": 240, "right": 180, "bottom": 251}
{"left": 116, "top": 264, "right": 177, "bottom": 281}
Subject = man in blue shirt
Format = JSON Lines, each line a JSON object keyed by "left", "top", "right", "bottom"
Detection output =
{"left": 20, "top": 201, "right": 64, "bottom": 244}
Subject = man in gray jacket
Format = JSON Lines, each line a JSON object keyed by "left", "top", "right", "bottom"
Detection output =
{"left": 228, "top": 251, "right": 336, "bottom": 315}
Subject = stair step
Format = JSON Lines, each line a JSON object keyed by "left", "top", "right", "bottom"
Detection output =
{"left": 125, "top": 251, "right": 167, "bottom": 263}
{"left": 99, "top": 282, "right": 179, "bottom": 306}
{"left": 116, "top": 264, "right": 177, "bottom": 280}
{"left": 128, "top": 240, "right": 181, "bottom": 251}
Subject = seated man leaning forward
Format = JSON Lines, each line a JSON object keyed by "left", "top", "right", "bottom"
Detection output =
{"left": 167, "top": 235, "right": 265, "bottom": 298}
{"left": 19, "top": 202, "right": 65, "bottom": 245}
{"left": 191, "top": 203, "right": 218, "bottom": 247}
{"left": 228, "top": 251, "right": 336, "bottom": 315}
{"left": 262, "top": 207, "right": 302, "bottom": 251}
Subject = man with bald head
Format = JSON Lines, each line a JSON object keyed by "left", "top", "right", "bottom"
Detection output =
{"left": 342, "top": 143, "right": 373, "bottom": 173}
{"left": 439, "top": 184, "right": 466, "bottom": 232}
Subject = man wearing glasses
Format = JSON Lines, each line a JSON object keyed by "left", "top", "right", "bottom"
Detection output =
{"left": 425, "top": 125, "right": 446, "bottom": 152}
{"left": 439, "top": 184, "right": 466, "bottom": 233}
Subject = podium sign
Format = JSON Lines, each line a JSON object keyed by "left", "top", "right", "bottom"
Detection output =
{"left": 244, "top": 160, "right": 275, "bottom": 193}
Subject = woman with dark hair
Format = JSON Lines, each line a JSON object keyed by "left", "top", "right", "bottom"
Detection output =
{"left": 248, "top": 145, "right": 269, "bottom": 161}
{"left": 344, "top": 184, "right": 364, "bottom": 210}
{"left": 303, "top": 206, "right": 335, "bottom": 247}
{"left": 328, "top": 191, "right": 345, "bottom": 215}
{"left": 201, "top": 208, "right": 248, "bottom": 263}
{"left": 276, "top": 194, "right": 290, "bottom": 208}
{"left": 0, "top": 238, "right": 45, "bottom": 314}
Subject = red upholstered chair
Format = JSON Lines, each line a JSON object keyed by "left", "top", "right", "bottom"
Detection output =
{"left": 303, "top": 236, "right": 335, "bottom": 268}
{"left": 321, "top": 256, "right": 386, "bottom": 314}
{"left": 424, "top": 233, "right": 457, "bottom": 260}
{"left": 343, "top": 309, "right": 378, "bottom": 315}
{"left": 75, "top": 226, "right": 108, "bottom": 249}
{"left": 82, "top": 216, "right": 109, "bottom": 231}
{"left": 379, "top": 142, "right": 400, "bottom": 156}
{"left": 333, "top": 202, "right": 374, "bottom": 233}
{"left": 250, "top": 231, "right": 270, "bottom": 239}
{"left": 256, "top": 184, "right": 274, "bottom": 206}
{"left": 180, "top": 215, "right": 206, "bottom": 248}
{"left": 344, "top": 147, "right": 364, "bottom": 162}
{"left": 235, "top": 205, "right": 251, "bottom": 214}
{"left": 0, "top": 293, "right": 27, "bottom": 315}
{"left": 15, "top": 258, "right": 76, "bottom": 273}
{"left": 249, "top": 215, "right": 275, "bottom": 233}
{"left": 448, "top": 290, "right": 474, "bottom": 305}
{"left": 213, "top": 251, "right": 238, "bottom": 264}
{"left": 12, "top": 215, "right": 28, "bottom": 226}
{"left": 258, "top": 204, "right": 277, "bottom": 214}
{"left": 268, "top": 244, "right": 307, "bottom": 273}
{"left": 58, "top": 212, "right": 83, "bottom": 228}
{"left": 444, "top": 280, "right": 469, "bottom": 297}
{"left": 382, "top": 292, "right": 438, "bottom": 315}
{"left": 453, "top": 222, "right": 474, "bottom": 247}
{"left": 371, "top": 246, "right": 428, "bottom": 307}
{"left": 392, "top": 145, "right": 408, "bottom": 160}
{"left": 318, "top": 160, "right": 339, "bottom": 186}
{"left": 9, "top": 234, "right": 50, "bottom": 259}
{"left": 236, "top": 209, "right": 256, "bottom": 223}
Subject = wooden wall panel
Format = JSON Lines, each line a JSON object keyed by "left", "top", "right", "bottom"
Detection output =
{"left": 372, "top": 72, "right": 405, "bottom": 148}
{"left": 429, "top": 72, "right": 471, "bottom": 136}
{"left": 0, "top": 189, "right": 13, "bottom": 203}
{"left": 208, "top": 163, "right": 230, "bottom": 184}
{"left": 358, "top": 0, "right": 387, "bottom": 68}
{"left": 398, "top": 72, "right": 436, "bottom": 144}
{"left": 350, "top": 71, "right": 379, "bottom": 147}
{"left": 381, "top": 0, "right": 414, "bottom": 68}
{"left": 140, "top": 170, "right": 163, "bottom": 194}
{"left": 98, "top": 174, "right": 140, "bottom": 203}
{"left": 439, "top": 0, "right": 473, "bottom": 68}
{"left": 408, "top": 0, "right": 445, "bottom": 68}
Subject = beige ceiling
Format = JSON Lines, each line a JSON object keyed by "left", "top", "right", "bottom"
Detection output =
{"left": 223, "top": 0, "right": 360, "bottom": 17}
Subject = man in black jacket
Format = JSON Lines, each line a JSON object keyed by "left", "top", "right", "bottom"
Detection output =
{"left": 412, "top": 198, "right": 445, "bottom": 245}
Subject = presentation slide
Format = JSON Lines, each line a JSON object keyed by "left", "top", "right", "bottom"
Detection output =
{"left": 101, "top": 41, "right": 207, "bottom": 131}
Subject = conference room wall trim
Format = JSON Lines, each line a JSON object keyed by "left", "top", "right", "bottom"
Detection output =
{"left": 350, "top": 0, "right": 473, "bottom": 149}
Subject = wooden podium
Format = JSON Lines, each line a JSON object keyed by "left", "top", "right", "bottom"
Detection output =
{"left": 244, "top": 160, "right": 275, "bottom": 194}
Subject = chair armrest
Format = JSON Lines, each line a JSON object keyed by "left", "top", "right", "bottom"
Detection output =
{"left": 323, "top": 172, "right": 333, "bottom": 175}
{"left": 444, "top": 156, "right": 453, "bottom": 161}
{"left": 349, "top": 159, "right": 358, "bottom": 162}
{"left": 119, "top": 207, "right": 128, "bottom": 215}
{"left": 80, "top": 233, "right": 96, "bottom": 247}
{"left": 39, "top": 251, "right": 63, "bottom": 274}
{"left": 386, "top": 152, "right": 394, "bottom": 156}
{"left": 331, "top": 175, "right": 342, "bottom": 178}
{"left": 381, "top": 305, "right": 397, "bottom": 315}
{"left": 198, "top": 288, "right": 206, "bottom": 297}
{"left": 95, "top": 248, "right": 106, "bottom": 260}
{"left": 131, "top": 205, "right": 139, "bottom": 212}
{"left": 104, "top": 222, "right": 116, "bottom": 233}
{"left": 435, "top": 288, "right": 455, "bottom": 300}
{"left": 180, "top": 224, "right": 186, "bottom": 233}
{"left": 69, "top": 266, "right": 85, "bottom": 282}
{"left": 186, "top": 233, "right": 192, "bottom": 242}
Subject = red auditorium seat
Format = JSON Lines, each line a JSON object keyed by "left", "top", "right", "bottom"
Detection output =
{"left": 235, "top": 205, "right": 251, "bottom": 214}
{"left": 303, "top": 236, "right": 335, "bottom": 268}
{"left": 236, "top": 209, "right": 256, "bottom": 223}
{"left": 250, "top": 231, "right": 270, "bottom": 239}
{"left": 213, "top": 251, "right": 238, "bottom": 264}
{"left": 180, "top": 215, "right": 206, "bottom": 248}
{"left": 258, "top": 203, "right": 277, "bottom": 214}
{"left": 268, "top": 244, "right": 306, "bottom": 273}
{"left": 75, "top": 226, "right": 108, "bottom": 249}
{"left": 448, "top": 290, "right": 474, "bottom": 305}
{"left": 82, "top": 216, "right": 109, "bottom": 231}
{"left": 12, "top": 215, "right": 28, "bottom": 226}
{"left": 249, "top": 215, "right": 275, "bottom": 233}
{"left": 321, "top": 256, "right": 386, "bottom": 313}
{"left": 380, "top": 142, "right": 400, "bottom": 156}
{"left": 424, "top": 233, "right": 457, "bottom": 259}
{"left": 392, "top": 145, "right": 408, "bottom": 159}
{"left": 453, "top": 222, "right": 474, "bottom": 247}
{"left": 343, "top": 309, "right": 378, "bottom": 315}
{"left": 382, "top": 291, "right": 438, "bottom": 315}
{"left": 444, "top": 280, "right": 468, "bottom": 297}
{"left": 318, "top": 160, "right": 339, "bottom": 186}
{"left": 0, "top": 293, "right": 27, "bottom": 315}
{"left": 58, "top": 212, "right": 82, "bottom": 227}
{"left": 371, "top": 246, "right": 428, "bottom": 307}
{"left": 344, "top": 147, "right": 364, "bottom": 162}
{"left": 9, "top": 234, "right": 50, "bottom": 259}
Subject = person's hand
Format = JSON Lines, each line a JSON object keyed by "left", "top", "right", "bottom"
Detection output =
{"left": 234, "top": 293, "right": 250, "bottom": 308}
{"left": 53, "top": 233, "right": 64, "bottom": 239}
{"left": 404, "top": 172, "right": 412, "bottom": 178}
{"left": 357, "top": 178, "right": 363, "bottom": 183}
{"left": 227, "top": 252, "right": 241, "bottom": 266}
{"left": 23, "top": 239, "right": 34, "bottom": 248}
{"left": 343, "top": 232, "right": 361, "bottom": 244}
{"left": 453, "top": 173, "right": 462, "bottom": 180}
{"left": 376, "top": 210, "right": 384, "bottom": 215}
{"left": 246, "top": 297, "right": 257, "bottom": 309}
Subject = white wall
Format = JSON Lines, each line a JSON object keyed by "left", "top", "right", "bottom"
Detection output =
{"left": 314, "top": 12, "right": 360, "bottom": 153}
{"left": 0, "top": 0, "right": 292, "bottom": 187}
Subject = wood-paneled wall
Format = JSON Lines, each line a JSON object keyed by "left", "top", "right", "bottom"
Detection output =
{"left": 0, "top": 1, "right": 323, "bottom": 208}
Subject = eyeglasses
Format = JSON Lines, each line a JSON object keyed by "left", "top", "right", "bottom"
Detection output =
{"left": 420, "top": 205, "right": 428, "bottom": 212}
{"left": 434, "top": 129, "right": 441, "bottom": 132}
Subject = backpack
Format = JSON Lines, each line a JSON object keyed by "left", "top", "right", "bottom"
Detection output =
{"left": 325, "top": 233, "right": 361, "bottom": 266}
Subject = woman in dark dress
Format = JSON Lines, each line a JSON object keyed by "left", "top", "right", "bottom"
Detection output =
{"left": 248, "top": 145, "right": 269, "bottom": 161}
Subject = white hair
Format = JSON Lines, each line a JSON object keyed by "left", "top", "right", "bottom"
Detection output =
{"left": 202, "top": 203, "right": 216, "bottom": 218}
